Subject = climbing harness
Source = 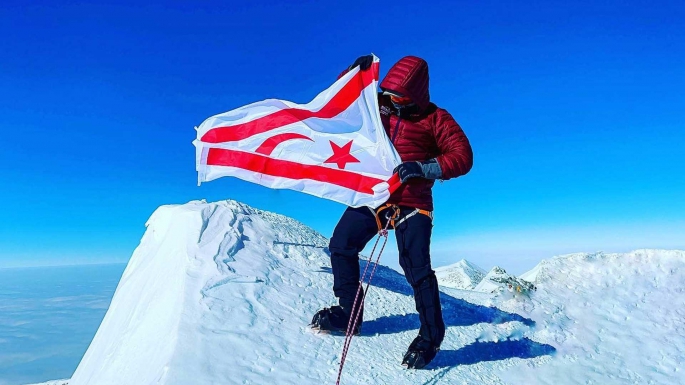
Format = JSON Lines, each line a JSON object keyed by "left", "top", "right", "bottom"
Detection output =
{"left": 370, "top": 203, "right": 433, "bottom": 231}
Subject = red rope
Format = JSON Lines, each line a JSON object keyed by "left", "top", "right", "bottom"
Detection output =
{"left": 335, "top": 207, "right": 399, "bottom": 385}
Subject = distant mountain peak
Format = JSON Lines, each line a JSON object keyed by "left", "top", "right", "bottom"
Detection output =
{"left": 473, "top": 265, "right": 514, "bottom": 293}
{"left": 435, "top": 258, "right": 486, "bottom": 290}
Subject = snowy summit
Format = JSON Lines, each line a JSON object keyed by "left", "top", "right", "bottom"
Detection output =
{"left": 58, "top": 200, "right": 683, "bottom": 385}
{"left": 435, "top": 259, "right": 486, "bottom": 290}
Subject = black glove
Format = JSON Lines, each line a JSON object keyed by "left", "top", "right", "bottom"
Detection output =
{"left": 394, "top": 162, "right": 423, "bottom": 183}
{"left": 394, "top": 159, "right": 443, "bottom": 183}
{"left": 348, "top": 54, "right": 373, "bottom": 71}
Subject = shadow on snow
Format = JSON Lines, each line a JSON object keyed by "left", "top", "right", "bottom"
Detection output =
{"left": 430, "top": 338, "right": 556, "bottom": 368}
{"left": 317, "top": 261, "right": 554, "bottom": 368}
{"left": 419, "top": 339, "right": 556, "bottom": 384}
{"left": 318, "top": 261, "right": 534, "bottom": 336}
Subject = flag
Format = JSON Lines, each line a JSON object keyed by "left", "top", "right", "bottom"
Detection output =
{"left": 194, "top": 55, "right": 402, "bottom": 208}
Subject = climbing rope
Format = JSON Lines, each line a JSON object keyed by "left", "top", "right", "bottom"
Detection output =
{"left": 335, "top": 207, "right": 400, "bottom": 385}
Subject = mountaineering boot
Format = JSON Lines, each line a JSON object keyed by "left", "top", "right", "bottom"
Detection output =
{"left": 402, "top": 335, "right": 440, "bottom": 369}
{"left": 310, "top": 305, "right": 362, "bottom": 335}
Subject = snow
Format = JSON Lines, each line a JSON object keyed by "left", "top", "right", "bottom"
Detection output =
{"left": 53, "top": 200, "right": 684, "bottom": 384}
{"left": 435, "top": 259, "right": 486, "bottom": 289}
{"left": 500, "top": 250, "right": 685, "bottom": 384}
{"left": 473, "top": 266, "right": 511, "bottom": 293}
{"left": 519, "top": 261, "right": 543, "bottom": 283}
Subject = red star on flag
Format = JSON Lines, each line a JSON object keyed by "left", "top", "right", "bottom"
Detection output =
{"left": 324, "top": 140, "right": 360, "bottom": 169}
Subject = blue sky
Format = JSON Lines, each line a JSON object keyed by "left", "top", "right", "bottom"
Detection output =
{"left": 1, "top": 1, "right": 683, "bottom": 272}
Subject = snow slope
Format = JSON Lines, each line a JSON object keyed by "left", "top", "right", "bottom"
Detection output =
{"left": 435, "top": 259, "right": 486, "bottom": 289}
{"left": 68, "top": 200, "right": 549, "bottom": 384}
{"left": 474, "top": 266, "right": 511, "bottom": 293}
{"left": 63, "top": 200, "right": 684, "bottom": 385}
{"left": 500, "top": 250, "right": 685, "bottom": 384}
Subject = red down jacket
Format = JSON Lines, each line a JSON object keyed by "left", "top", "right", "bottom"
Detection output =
{"left": 378, "top": 56, "right": 473, "bottom": 211}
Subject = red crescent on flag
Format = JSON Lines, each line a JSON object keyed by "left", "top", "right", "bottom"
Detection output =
{"left": 254, "top": 133, "right": 314, "bottom": 156}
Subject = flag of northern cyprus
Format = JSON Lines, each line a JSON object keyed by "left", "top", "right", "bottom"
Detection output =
{"left": 194, "top": 55, "right": 402, "bottom": 208}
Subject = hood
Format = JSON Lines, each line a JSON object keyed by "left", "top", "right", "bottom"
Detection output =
{"left": 380, "top": 56, "right": 430, "bottom": 111}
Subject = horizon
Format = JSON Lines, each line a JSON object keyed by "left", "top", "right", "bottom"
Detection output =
{"left": 0, "top": 259, "right": 127, "bottom": 270}
{"left": 1, "top": 1, "right": 684, "bottom": 273}
{"left": 3, "top": 244, "right": 682, "bottom": 277}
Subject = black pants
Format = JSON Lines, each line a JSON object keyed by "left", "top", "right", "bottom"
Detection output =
{"left": 329, "top": 205, "right": 445, "bottom": 346}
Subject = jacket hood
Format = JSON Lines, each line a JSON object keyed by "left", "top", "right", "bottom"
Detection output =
{"left": 380, "top": 56, "right": 430, "bottom": 111}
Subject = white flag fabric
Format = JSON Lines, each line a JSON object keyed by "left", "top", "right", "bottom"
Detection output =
{"left": 194, "top": 55, "right": 402, "bottom": 208}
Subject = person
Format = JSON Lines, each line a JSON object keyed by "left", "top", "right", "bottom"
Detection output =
{"left": 310, "top": 54, "right": 473, "bottom": 369}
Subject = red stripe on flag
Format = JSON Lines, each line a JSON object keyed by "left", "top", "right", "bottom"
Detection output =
{"left": 201, "top": 62, "right": 380, "bottom": 144}
{"left": 386, "top": 173, "right": 402, "bottom": 195}
{"left": 254, "top": 133, "right": 313, "bottom": 156}
{"left": 206, "top": 148, "right": 386, "bottom": 195}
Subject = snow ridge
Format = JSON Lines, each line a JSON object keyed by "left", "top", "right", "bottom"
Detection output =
{"left": 70, "top": 200, "right": 331, "bottom": 385}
